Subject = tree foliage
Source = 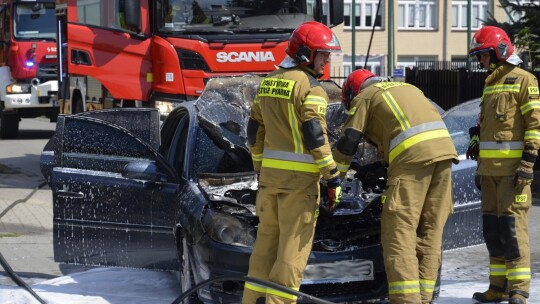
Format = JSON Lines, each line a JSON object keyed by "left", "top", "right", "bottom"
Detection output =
{"left": 483, "top": 0, "right": 540, "bottom": 70}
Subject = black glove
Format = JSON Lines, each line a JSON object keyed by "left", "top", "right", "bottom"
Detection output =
{"left": 514, "top": 160, "right": 534, "bottom": 190}
{"left": 466, "top": 126, "right": 480, "bottom": 161}
{"left": 514, "top": 148, "right": 537, "bottom": 190}
{"left": 321, "top": 176, "right": 341, "bottom": 215}
{"left": 353, "top": 161, "right": 387, "bottom": 188}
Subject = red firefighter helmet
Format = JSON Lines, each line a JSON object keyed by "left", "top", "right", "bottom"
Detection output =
{"left": 341, "top": 69, "right": 376, "bottom": 111}
{"left": 286, "top": 21, "right": 341, "bottom": 66}
{"left": 468, "top": 26, "right": 513, "bottom": 61}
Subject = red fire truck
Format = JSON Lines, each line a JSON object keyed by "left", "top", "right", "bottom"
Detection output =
{"left": 56, "top": 0, "right": 343, "bottom": 116}
{"left": 0, "top": 0, "right": 58, "bottom": 139}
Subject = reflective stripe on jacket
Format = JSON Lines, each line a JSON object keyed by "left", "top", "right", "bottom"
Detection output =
{"left": 479, "top": 141, "right": 523, "bottom": 159}
{"left": 477, "top": 63, "right": 540, "bottom": 176}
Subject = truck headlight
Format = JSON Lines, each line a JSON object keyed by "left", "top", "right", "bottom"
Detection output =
{"left": 6, "top": 84, "right": 30, "bottom": 94}
{"left": 202, "top": 209, "right": 256, "bottom": 247}
{"left": 156, "top": 101, "right": 182, "bottom": 117}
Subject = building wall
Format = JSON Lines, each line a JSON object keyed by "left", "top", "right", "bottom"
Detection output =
{"left": 331, "top": 0, "right": 509, "bottom": 77}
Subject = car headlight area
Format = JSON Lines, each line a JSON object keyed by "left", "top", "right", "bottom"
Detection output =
{"left": 202, "top": 209, "right": 256, "bottom": 247}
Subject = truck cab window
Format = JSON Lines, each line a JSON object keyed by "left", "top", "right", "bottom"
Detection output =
{"left": 13, "top": 2, "right": 55, "bottom": 40}
{"left": 0, "top": 6, "right": 8, "bottom": 65}
{"left": 156, "top": 0, "right": 314, "bottom": 33}
{"left": 76, "top": 0, "right": 136, "bottom": 32}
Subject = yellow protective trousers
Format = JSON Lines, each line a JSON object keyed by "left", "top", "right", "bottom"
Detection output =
{"left": 381, "top": 159, "right": 454, "bottom": 304}
{"left": 480, "top": 175, "right": 531, "bottom": 295}
{"left": 242, "top": 184, "right": 320, "bottom": 304}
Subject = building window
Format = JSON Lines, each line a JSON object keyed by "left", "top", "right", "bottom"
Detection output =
{"left": 398, "top": 0, "right": 437, "bottom": 30}
{"left": 307, "top": 0, "right": 329, "bottom": 25}
{"left": 397, "top": 55, "right": 438, "bottom": 70}
{"left": 451, "top": 0, "right": 489, "bottom": 30}
{"left": 343, "top": 55, "right": 384, "bottom": 76}
{"left": 344, "top": 63, "right": 382, "bottom": 76}
{"left": 344, "top": 0, "right": 384, "bottom": 29}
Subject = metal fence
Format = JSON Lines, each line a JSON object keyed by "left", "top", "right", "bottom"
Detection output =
{"left": 406, "top": 64, "right": 540, "bottom": 110}
{"left": 415, "top": 60, "right": 480, "bottom": 71}
{"left": 330, "top": 61, "right": 540, "bottom": 111}
{"left": 405, "top": 68, "right": 486, "bottom": 110}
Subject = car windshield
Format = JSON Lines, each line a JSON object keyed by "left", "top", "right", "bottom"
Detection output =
{"left": 189, "top": 76, "right": 376, "bottom": 177}
{"left": 156, "top": 0, "right": 316, "bottom": 33}
{"left": 190, "top": 76, "right": 260, "bottom": 176}
{"left": 13, "top": 2, "right": 56, "bottom": 40}
{"left": 441, "top": 98, "right": 481, "bottom": 156}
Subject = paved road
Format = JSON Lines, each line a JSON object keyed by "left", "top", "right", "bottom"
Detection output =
{"left": 442, "top": 201, "right": 540, "bottom": 281}
{"left": 0, "top": 117, "right": 539, "bottom": 295}
{"left": 0, "top": 117, "right": 90, "bottom": 284}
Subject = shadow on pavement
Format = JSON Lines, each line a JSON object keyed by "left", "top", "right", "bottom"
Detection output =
{"left": 15, "top": 129, "right": 55, "bottom": 140}
{"left": 0, "top": 155, "right": 47, "bottom": 189}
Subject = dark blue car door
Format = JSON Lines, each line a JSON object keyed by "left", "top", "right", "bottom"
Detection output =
{"left": 50, "top": 111, "right": 180, "bottom": 270}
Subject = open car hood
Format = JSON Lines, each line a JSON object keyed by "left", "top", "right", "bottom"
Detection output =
{"left": 193, "top": 76, "right": 385, "bottom": 254}
{"left": 194, "top": 75, "right": 381, "bottom": 168}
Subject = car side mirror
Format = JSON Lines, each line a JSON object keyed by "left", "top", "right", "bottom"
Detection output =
{"left": 122, "top": 160, "right": 162, "bottom": 182}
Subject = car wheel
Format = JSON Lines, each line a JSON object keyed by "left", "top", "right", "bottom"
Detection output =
{"left": 180, "top": 238, "right": 202, "bottom": 304}
{"left": 0, "top": 111, "right": 19, "bottom": 139}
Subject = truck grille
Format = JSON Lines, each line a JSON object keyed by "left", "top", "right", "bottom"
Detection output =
{"left": 37, "top": 63, "right": 58, "bottom": 81}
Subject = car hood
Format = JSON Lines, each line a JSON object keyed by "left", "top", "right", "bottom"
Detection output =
{"left": 192, "top": 76, "right": 384, "bottom": 253}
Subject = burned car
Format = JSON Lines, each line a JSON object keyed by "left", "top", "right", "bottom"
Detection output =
{"left": 439, "top": 98, "right": 483, "bottom": 250}
{"left": 40, "top": 76, "right": 481, "bottom": 303}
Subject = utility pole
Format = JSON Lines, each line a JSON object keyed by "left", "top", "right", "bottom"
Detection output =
{"left": 388, "top": 0, "right": 394, "bottom": 76}
{"left": 467, "top": 0, "right": 472, "bottom": 70}
{"left": 352, "top": 0, "right": 356, "bottom": 71}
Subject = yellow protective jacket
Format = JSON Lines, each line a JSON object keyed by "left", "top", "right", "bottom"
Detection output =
{"left": 334, "top": 82, "right": 458, "bottom": 174}
{"left": 477, "top": 62, "right": 540, "bottom": 176}
{"left": 248, "top": 66, "right": 339, "bottom": 194}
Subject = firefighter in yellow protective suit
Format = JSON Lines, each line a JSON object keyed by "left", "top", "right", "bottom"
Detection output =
{"left": 333, "top": 69, "right": 459, "bottom": 304}
{"left": 466, "top": 26, "right": 540, "bottom": 304}
{"left": 242, "top": 21, "right": 342, "bottom": 304}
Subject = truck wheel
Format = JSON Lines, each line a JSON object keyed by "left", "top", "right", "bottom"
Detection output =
{"left": 0, "top": 111, "right": 19, "bottom": 139}
{"left": 49, "top": 111, "right": 59, "bottom": 123}
{"left": 73, "top": 95, "right": 84, "bottom": 114}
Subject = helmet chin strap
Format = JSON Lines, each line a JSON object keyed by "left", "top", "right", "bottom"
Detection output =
{"left": 476, "top": 50, "right": 499, "bottom": 72}
{"left": 488, "top": 50, "right": 499, "bottom": 72}
{"left": 478, "top": 62, "right": 497, "bottom": 73}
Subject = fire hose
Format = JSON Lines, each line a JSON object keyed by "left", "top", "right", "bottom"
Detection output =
{"left": 171, "top": 275, "right": 336, "bottom": 304}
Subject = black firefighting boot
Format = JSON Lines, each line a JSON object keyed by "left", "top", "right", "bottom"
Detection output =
{"left": 508, "top": 290, "right": 528, "bottom": 304}
{"left": 472, "top": 289, "right": 509, "bottom": 303}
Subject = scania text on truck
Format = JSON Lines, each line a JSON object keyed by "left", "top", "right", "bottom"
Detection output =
{"left": 0, "top": 0, "right": 58, "bottom": 139}
{"left": 56, "top": 0, "right": 343, "bottom": 117}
